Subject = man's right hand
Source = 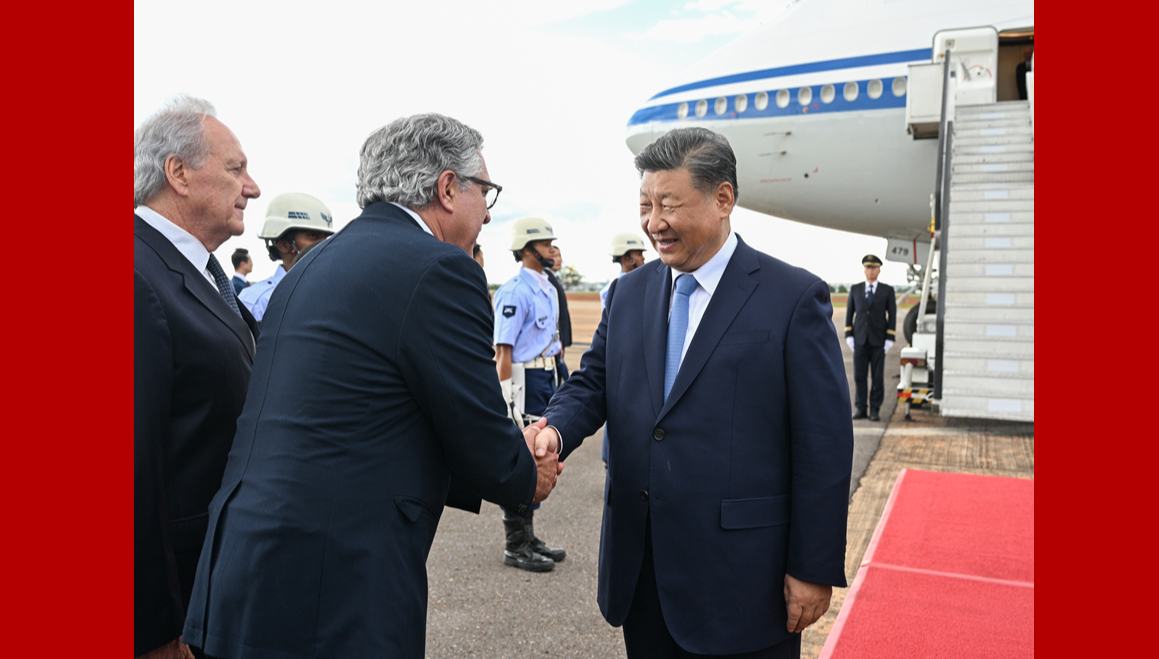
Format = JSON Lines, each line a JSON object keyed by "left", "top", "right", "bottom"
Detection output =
{"left": 136, "top": 638, "right": 195, "bottom": 659}
{"left": 845, "top": 336, "right": 855, "bottom": 350}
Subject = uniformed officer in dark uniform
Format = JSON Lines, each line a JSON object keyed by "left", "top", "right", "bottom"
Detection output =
{"left": 845, "top": 254, "right": 896, "bottom": 421}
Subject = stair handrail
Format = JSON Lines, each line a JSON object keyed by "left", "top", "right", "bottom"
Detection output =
{"left": 933, "top": 48, "right": 956, "bottom": 400}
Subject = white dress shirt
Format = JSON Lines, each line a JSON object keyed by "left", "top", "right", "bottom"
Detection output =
{"left": 390, "top": 202, "right": 435, "bottom": 237}
{"left": 136, "top": 205, "right": 217, "bottom": 287}
{"left": 864, "top": 280, "right": 879, "bottom": 297}
{"left": 669, "top": 231, "right": 738, "bottom": 365}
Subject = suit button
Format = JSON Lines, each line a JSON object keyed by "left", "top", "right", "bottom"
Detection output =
{"left": 639, "top": 489, "right": 649, "bottom": 501}
{"left": 652, "top": 428, "right": 665, "bottom": 441}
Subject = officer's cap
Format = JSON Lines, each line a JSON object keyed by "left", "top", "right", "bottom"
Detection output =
{"left": 861, "top": 254, "right": 883, "bottom": 267}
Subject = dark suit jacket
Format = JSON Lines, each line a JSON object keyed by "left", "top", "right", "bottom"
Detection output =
{"left": 134, "top": 216, "right": 258, "bottom": 655}
{"left": 183, "top": 202, "right": 538, "bottom": 659}
{"left": 543, "top": 237, "right": 853, "bottom": 655}
{"left": 844, "top": 281, "right": 897, "bottom": 347}
{"left": 231, "top": 274, "right": 249, "bottom": 296}
{"left": 546, "top": 269, "right": 572, "bottom": 347}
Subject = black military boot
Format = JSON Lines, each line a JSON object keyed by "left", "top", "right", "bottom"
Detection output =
{"left": 502, "top": 507, "right": 554, "bottom": 572}
{"left": 524, "top": 508, "right": 566, "bottom": 562}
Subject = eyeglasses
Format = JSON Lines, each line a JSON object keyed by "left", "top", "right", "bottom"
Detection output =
{"left": 460, "top": 174, "right": 502, "bottom": 209}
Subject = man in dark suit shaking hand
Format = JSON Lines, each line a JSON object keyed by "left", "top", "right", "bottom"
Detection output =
{"left": 844, "top": 254, "right": 897, "bottom": 421}
{"left": 182, "top": 113, "right": 560, "bottom": 659}
{"left": 531, "top": 127, "right": 853, "bottom": 658}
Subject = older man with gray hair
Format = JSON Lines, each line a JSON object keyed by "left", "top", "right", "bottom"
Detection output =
{"left": 134, "top": 96, "right": 261, "bottom": 658}
{"left": 182, "top": 113, "right": 561, "bottom": 658}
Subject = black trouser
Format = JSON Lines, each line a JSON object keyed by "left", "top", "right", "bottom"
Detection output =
{"left": 853, "top": 343, "right": 885, "bottom": 413}
{"left": 623, "top": 518, "right": 801, "bottom": 659}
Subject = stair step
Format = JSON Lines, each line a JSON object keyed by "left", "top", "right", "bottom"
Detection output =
{"left": 952, "top": 171, "right": 1034, "bottom": 184}
{"left": 949, "top": 201, "right": 1034, "bottom": 214}
{"left": 943, "top": 262, "right": 1035, "bottom": 278}
{"left": 941, "top": 374, "right": 1033, "bottom": 397}
{"left": 944, "top": 320, "right": 1034, "bottom": 340}
{"left": 953, "top": 134, "right": 1033, "bottom": 147}
{"left": 949, "top": 210, "right": 1034, "bottom": 225}
{"left": 944, "top": 306, "right": 1034, "bottom": 322}
{"left": 940, "top": 291, "right": 1034, "bottom": 307}
{"left": 947, "top": 235, "right": 1034, "bottom": 249}
{"left": 953, "top": 161, "right": 1035, "bottom": 174}
{"left": 954, "top": 142, "right": 1035, "bottom": 156}
{"left": 945, "top": 278, "right": 1034, "bottom": 294}
{"left": 954, "top": 118, "right": 1031, "bottom": 131}
{"left": 942, "top": 338, "right": 1034, "bottom": 358}
{"left": 938, "top": 394, "right": 1033, "bottom": 422}
{"left": 956, "top": 101, "right": 1030, "bottom": 115}
{"left": 947, "top": 222, "right": 1034, "bottom": 237}
{"left": 953, "top": 152, "right": 1035, "bottom": 165}
{"left": 946, "top": 250, "right": 1034, "bottom": 266}
{"left": 942, "top": 356, "right": 1034, "bottom": 378}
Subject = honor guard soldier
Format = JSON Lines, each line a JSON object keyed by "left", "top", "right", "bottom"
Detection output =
{"left": 845, "top": 254, "right": 897, "bottom": 421}
{"left": 600, "top": 232, "right": 647, "bottom": 308}
{"left": 492, "top": 216, "right": 566, "bottom": 572}
{"left": 239, "top": 192, "right": 335, "bottom": 322}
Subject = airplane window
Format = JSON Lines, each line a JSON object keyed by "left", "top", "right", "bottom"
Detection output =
{"left": 892, "top": 77, "right": 907, "bottom": 97}
{"left": 715, "top": 97, "right": 728, "bottom": 115}
{"left": 735, "top": 94, "right": 748, "bottom": 113}
{"left": 797, "top": 87, "right": 813, "bottom": 106}
{"left": 677, "top": 102, "right": 689, "bottom": 119}
{"left": 868, "top": 79, "right": 883, "bottom": 99}
{"left": 821, "top": 84, "right": 835, "bottom": 104}
{"left": 755, "top": 91, "right": 769, "bottom": 110}
{"left": 776, "top": 89, "right": 790, "bottom": 108}
{"left": 695, "top": 99, "right": 708, "bottom": 117}
{"left": 844, "top": 81, "right": 859, "bottom": 102}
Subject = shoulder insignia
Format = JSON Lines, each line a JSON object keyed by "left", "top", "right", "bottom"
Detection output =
{"left": 502, "top": 305, "right": 516, "bottom": 317}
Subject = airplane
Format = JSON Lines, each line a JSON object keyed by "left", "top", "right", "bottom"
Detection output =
{"left": 624, "top": 0, "right": 1034, "bottom": 305}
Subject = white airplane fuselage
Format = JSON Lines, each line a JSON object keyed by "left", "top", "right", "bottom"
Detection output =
{"left": 625, "top": 0, "right": 1034, "bottom": 251}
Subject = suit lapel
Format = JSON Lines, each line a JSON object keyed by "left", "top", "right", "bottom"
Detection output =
{"left": 657, "top": 239, "right": 759, "bottom": 421}
{"left": 641, "top": 261, "right": 671, "bottom": 418}
{"left": 135, "top": 216, "right": 256, "bottom": 358}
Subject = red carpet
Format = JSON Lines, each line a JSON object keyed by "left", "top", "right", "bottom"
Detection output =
{"left": 820, "top": 469, "right": 1033, "bottom": 658}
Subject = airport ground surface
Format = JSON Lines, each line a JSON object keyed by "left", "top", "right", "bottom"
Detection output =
{"left": 425, "top": 294, "right": 1034, "bottom": 658}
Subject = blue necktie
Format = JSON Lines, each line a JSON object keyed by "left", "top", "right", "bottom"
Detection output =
{"left": 664, "top": 274, "right": 698, "bottom": 400}
{"left": 866, "top": 284, "right": 875, "bottom": 303}
{"left": 206, "top": 254, "right": 242, "bottom": 316}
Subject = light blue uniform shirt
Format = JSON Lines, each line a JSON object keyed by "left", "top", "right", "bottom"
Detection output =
{"left": 238, "top": 265, "right": 287, "bottom": 321}
{"left": 493, "top": 267, "right": 561, "bottom": 363}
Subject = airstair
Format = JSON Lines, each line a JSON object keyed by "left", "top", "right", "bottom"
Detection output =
{"left": 903, "top": 26, "right": 1034, "bottom": 422}
{"left": 940, "top": 101, "right": 1034, "bottom": 420}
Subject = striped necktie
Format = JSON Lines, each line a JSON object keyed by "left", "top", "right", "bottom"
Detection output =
{"left": 206, "top": 254, "right": 242, "bottom": 316}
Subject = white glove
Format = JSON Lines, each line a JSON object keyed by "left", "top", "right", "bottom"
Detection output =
{"left": 500, "top": 378, "right": 524, "bottom": 429}
{"left": 845, "top": 336, "right": 855, "bottom": 350}
{"left": 884, "top": 340, "right": 894, "bottom": 351}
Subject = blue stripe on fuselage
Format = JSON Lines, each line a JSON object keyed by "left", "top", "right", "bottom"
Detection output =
{"left": 628, "top": 78, "right": 909, "bottom": 127}
{"left": 649, "top": 48, "right": 932, "bottom": 100}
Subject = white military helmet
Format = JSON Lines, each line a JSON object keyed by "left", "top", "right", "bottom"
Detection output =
{"left": 610, "top": 232, "right": 648, "bottom": 258}
{"left": 258, "top": 192, "right": 335, "bottom": 241}
{"left": 509, "top": 217, "right": 557, "bottom": 251}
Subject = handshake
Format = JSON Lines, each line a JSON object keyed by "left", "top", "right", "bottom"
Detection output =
{"left": 521, "top": 418, "right": 564, "bottom": 504}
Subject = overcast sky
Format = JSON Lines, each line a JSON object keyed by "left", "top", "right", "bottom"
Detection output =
{"left": 134, "top": 0, "right": 907, "bottom": 288}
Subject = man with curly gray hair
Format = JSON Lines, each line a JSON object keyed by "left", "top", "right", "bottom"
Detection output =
{"left": 134, "top": 96, "right": 261, "bottom": 659}
{"left": 183, "top": 114, "right": 561, "bottom": 658}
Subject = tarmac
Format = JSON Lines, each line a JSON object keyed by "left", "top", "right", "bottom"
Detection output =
{"left": 424, "top": 294, "right": 1035, "bottom": 658}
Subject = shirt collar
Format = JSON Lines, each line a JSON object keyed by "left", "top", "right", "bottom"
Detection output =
{"left": 865, "top": 280, "right": 878, "bottom": 289}
{"left": 671, "top": 231, "right": 737, "bottom": 297}
{"left": 389, "top": 202, "right": 435, "bottom": 237}
{"left": 136, "top": 205, "right": 213, "bottom": 274}
{"left": 521, "top": 266, "right": 554, "bottom": 293}
{"left": 270, "top": 265, "right": 288, "bottom": 283}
